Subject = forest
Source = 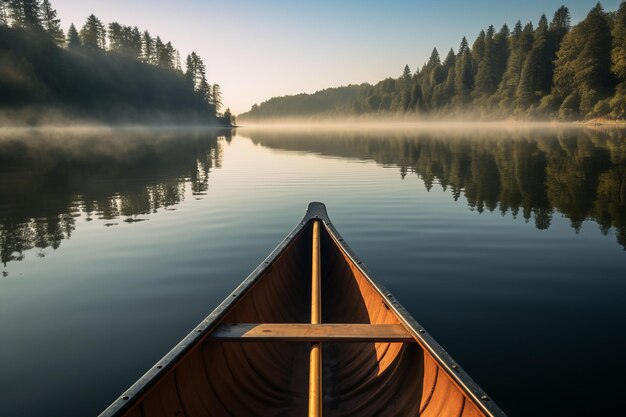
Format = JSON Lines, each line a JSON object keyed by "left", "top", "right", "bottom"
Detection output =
{"left": 240, "top": 2, "right": 626, "bottom": 122}
{"left": 0, "top": 0, "right": 235, "bottom": 125}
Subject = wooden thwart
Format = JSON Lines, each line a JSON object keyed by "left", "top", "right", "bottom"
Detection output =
{"left": 209, "top": 323, "right": 414, "bottom": 342}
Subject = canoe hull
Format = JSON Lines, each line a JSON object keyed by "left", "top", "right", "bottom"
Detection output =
{"left": 100, "top": 203, "right": 507, "bottom": 417}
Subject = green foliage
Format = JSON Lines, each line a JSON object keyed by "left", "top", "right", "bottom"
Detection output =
{"left": 611, "top": 1, "right": 626, "bottom": 80}
{"left": 0, "top": 4, "right": 225, "bottom": 124}
{"left": 66, "top": 23, "right": 79, "bottom": 48}
{"left": 40, "top": 0, "right": 63, "bottom": 46}
{"left": 0, "top": 1, "right": 9, "bottom": 26}
{"left": 79, "top": 14, "right": 106, "bottom": 51}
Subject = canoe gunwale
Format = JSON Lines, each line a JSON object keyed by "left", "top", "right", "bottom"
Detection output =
{"left": 99, "top": 202, "right": 508, "bottom": 417}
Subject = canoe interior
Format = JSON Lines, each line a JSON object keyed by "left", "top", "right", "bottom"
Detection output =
{"left": 117, "top": 221, "right": 489, "bottom": 417}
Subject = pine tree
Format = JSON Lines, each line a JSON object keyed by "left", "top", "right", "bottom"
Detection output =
{"left": 80, "top": 14, "right": 106, "bottom": 51}
{"left": 612, "top": 1, "right": 626, "bottom": 81}
{"left": 474, "top": 26, "right": 496, "bottom": 94}
{"left": 174, "top": 50, "right": 182, "bottom": 72}
{"left": 400, "top": 64, "right": 412, "bottom": 110}
{"left": 0, "top": 0, "right": 8, "bottom": 26}
{"left": 7, "top": 0, "right": 24, "bottom": 28}
{"left": 554, "top": 2, "right": 614, "bottom": 117}
{"left": 471, "top": 30, "right": 486, "bottom": 76}
{"left": 107, "top": 22, "right": 123, "bottom": 51}
{"left": 66, "top": 23, "right": 80, "bottom": 48}
{"left": 22, "top": 0, "right": 41, "bottom": 28}
{"left": 40, "top": 0, "right": 64, "bottom": 45}
{"left": 212, "top": 84, "right": 222, "bottom": 111}
{"left": 185, "top": 54, "right": 195, "bottom": 87}
{"left": 455, "top": 36, "right": 474, "bottom": 100}
{"left": 549, "top": 5, "right": 571, "bottom": 48}
{"left": 496, "top": 21, "right": 529, "bottom": 106}
{"left": 517, "top": 15, "right": 552, "bottom": 106}
{"left": 131, "top": 27, "right": 141, "bottom": 57}
{"left": 142, "top": 31, "right": 154, "bottom": 64}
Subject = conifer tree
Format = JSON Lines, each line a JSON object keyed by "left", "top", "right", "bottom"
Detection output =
{"left": 455, "top": 37, "right": 474, "bottom": 100}
{"left": 185, "top": 53, "right": 195, "bottom": 87}
{"left": 400, "top": 64, "right": 412, "bottom": 110}
{"left": 40, "top": 0, "right": 64, "bottom": 45}
{"left": 142, "top": 31, "right": 154, "bottom": 64}
{"left": 474, "top": 26, "right": 497, "bottom": 94}
{"left": 21, "top": 0, "right": 41, "bottom": 28}
{"left": 212, "top": 84, "right": 222, "bottom": 111}
{"left": 611, "top": 1, "right": 626, "bottom": 81}
{"left": 471, "top": 30, "right": 486, "bottom": 76}
{"left": 554, "top": 3, "right": 614, "bottom": 117}
{"left": 0, "top": 0, "right": 8, "bottom": 26}
{"left": 7, "top": 0, "right": 24, "bottom": 28}
{"left": 549, "top": 5, "right": 571, "bottom": 48}
{"left": 496, "top": 21, "right": 528, "bottom": 106}
{"left": 517, "top": 15, "right": 552, "bottom": 106}
{"left": 174, "top": 50, "right": 182, "bottom": 72}
{"left": 80, "top": 14, "right": 106, "bottom": 51}
{"left": 66, "top": 23, "right": 80, "bottom": 48}
{"left": 107, "top": 22, "right": 123, "bottom": 51}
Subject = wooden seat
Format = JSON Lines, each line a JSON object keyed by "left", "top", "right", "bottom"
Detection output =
{"left": 209, "top": 323, "right": 414, "bottom": 342}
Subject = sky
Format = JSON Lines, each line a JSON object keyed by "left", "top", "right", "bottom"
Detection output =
{"left": 52, "top": 0, "right": 621, "bottom": 115}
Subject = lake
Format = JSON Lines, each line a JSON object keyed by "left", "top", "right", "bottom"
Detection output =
{"left": 0, "top": 124, "right": 625, "bottom": 417}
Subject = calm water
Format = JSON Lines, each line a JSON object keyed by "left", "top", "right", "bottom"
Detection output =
{"left": 0, "top": 125, "right": 625, "bottom": 417}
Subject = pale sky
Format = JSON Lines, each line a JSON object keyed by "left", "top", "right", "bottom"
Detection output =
{"left": 51, "top": 0, "right": 620, "bottom": 114}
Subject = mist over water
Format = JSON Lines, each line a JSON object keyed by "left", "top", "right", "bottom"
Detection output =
{"left": 0, "top": 124, "right": 625, "bottom": 417}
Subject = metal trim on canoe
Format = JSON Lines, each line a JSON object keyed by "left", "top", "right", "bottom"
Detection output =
{"left": 99, "top": 202, "right": 508, "bottom": 417}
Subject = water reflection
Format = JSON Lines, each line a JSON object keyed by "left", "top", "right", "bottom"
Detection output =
{"left": 245, "top": 126, "right": 626, "bottom": 249}
{"left": 0, "top": 127, "right": 229, "bottom": 267}
{"left": 1, "top": 126, "right": 624, "bottom": 270}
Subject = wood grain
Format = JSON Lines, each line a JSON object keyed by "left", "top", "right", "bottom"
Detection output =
{"left": 209, "top": 323, "right": 414, "bottom": 342}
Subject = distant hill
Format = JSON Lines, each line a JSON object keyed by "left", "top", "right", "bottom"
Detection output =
{"left": 239, "top": 3, "right": 626, "bottom": 122}
{"left": 238, "top": 85, "right": 363, "bottom": 121}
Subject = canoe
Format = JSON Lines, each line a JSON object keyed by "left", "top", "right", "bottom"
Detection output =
{"left": 100, "top": 202, "right": 507, "bottom": 417}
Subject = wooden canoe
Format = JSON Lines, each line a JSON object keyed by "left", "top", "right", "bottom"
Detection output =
{"left": 100, "top": 202, "right": 507, "bottom": 417}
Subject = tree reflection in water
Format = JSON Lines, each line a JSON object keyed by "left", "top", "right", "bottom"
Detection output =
{"left": 0, "top": 127, "right": 228, "bottom": 267}
{"left": 247, "top": 126, "right": 626, "bottom": 249}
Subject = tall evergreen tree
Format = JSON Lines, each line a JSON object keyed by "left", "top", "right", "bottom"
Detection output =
{"left": 107, "top": 22, "right": 123, "bottom": 51}
{"left": 474, "top": 26, "right": 495, "bottom": 94}
{"left": 212, "top": 84, "right": 222, "bottom": 111}
{"left": 185, "top": 53, "right": 195, "bottom": 87}
{"left": 0, "top": 0, "right": 8, "bottom": 26}
{"left": 21, "top": 0, "right": 41, "bottom": 28}
{"left": 40, "top": 0, "right": 64, "bottom": 45}
{"left": 496, "top": 21, "right": 530, "bottom": 106}
{"left": 142, "top": 30, "right": 155, "bottom": 64}
{"left": 7, "top": 0, "right": 24, "bottom": 28}
{"left": 517, "top": 15, "right": 553, "bottom": 106}
{"left": 554, "top": 3, "right": 614, "bottom": 117}
{"left": 471, "top": 30, "right": 486, "bottom": 76}
{"left": 549, "top": 5, "right": 571, "bottom": 48}
{"left": 454, "top": 36, "right": 473, "bottom": 102}
{"left": 80, "top": 14, "right": 106, "bottom": 51}
{"left": 611, "top": 1, "right": 626, "bottom": 81}
{"left": 400, "top": 64, "right": 412, "bottom": 110}
{"left": 66, "top": 23, "right": 80, "bottom": 48}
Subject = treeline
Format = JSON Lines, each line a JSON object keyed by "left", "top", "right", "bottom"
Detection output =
{"left": 0, "top": 0, "right": 234, "bottom": 124}
{"left": 240, "top": 2, "right": 626, "bottom": 121}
